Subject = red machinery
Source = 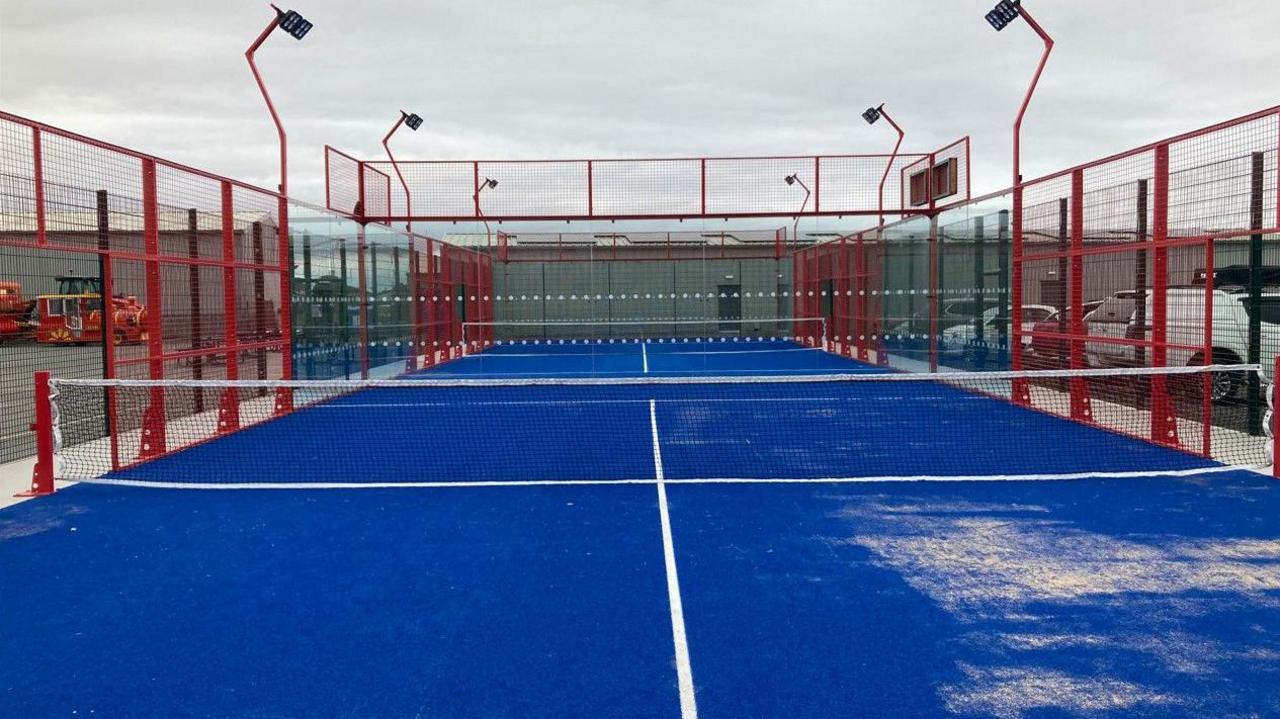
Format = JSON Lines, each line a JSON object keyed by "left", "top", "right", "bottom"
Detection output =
{"left": 34, "top": 275, "right": 146, "bottom": 346}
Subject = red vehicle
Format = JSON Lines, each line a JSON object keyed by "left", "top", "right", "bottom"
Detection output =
{"left": 1027, "top": 300, "right": 1104, "bottom": 365}
{"left": 35, "top": 276, "right": 147, "bottom": 346}
{"left": 0, "top": 282, "right": 36, "bottom": 343}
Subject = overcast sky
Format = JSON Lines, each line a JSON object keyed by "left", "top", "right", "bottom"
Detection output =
{"left": 2, "top": 0, "right": 1276, "bottom": 211}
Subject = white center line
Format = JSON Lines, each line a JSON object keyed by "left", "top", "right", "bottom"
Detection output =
{"left": 650, "top": 399, "right": 698, "bottom": 718}
{"left": 642, "top": 342, "right": 649, "bottom": 374}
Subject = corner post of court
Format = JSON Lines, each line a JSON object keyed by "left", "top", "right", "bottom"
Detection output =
{"left": 1068, "top": 168, "right": 1092, "bottom": 421}
{"left": 139, "top": 158, "right": 168, "bottom": 459}
{"left": 23, "top": 371, "right": 56, "bottom": 497}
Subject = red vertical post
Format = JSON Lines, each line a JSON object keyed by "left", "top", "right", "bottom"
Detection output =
{"left": 700, "top": 159, "right": 707, "bottom": 216}
{"left": 324, "top": 146, "right": 331, "bottom": 211}
{"left": 357, "top": 162, "right": 366, "bottom": 218}
{"left": 1202, "top": 239, "right": 1215, "bottom": 458}
{"left": 813, "top": 156, "right": 821, "bottom": 214}
{"left": 587, "top": 160, "right": 594, "bottom": 217}
{"left": 407, "top": 242, "right": 421, "bottom": 372}
{"left": 218, "top": 182, "right": 240, "bottom": 433}
{"left": 24, "top": 371, "right": 56, "bottom": 496}
{"left": 473, "top": 162, "right": 482, "bottom": 217}
{"left": 854, "top": 233, "right": 867, "bottom": 361}
{"left": 1010, "top": 182, "right": 1030, "bottom": 404}
{"left": 95, "top": 190, "right": 119, "bottom": 470}
{"left": 139, "top": 159, "right": 166, "bottom": 458}
{"left": 356, "top": 226, "right": 370, "bottom": 379}
{"left": 1150, "top": 143, "right": 1178, "bottom": 446}
{"left": 33, "top": 128, "right": 46, "bottom": 246}
{"left": 1068, "top": 169, "right": 1092, "bottom": 421}
{"left": 928, "top": 215, "right": 939, "bottom": 373}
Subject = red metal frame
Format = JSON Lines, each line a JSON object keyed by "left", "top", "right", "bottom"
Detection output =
{"left": 325, "top": 143, "right": 971, "bottom": 224}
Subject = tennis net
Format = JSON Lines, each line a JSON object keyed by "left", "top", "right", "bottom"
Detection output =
{"left": 38, "top": 364, "right": 1270, "bottom": 489}
{"left": 462, "top": 317, "right": 825, "bottom": 346}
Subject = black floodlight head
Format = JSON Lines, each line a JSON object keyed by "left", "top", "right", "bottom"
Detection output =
{"left": 276, "top": 8, "right": 313, "bottom": 40}
{"left": 784, "top": 174, "right": 799, "bottom": 186}
{"left": 483, "top": 178, "right": 498, "bottom": 190}
{"left": 985, "top": 0, "right": 1021, "bottom": 31}
{"left": 862, "top": 106, "right": 882, "bottom": 125}
{"left": 404, "top": 112, "right": 423, "bottom": 131}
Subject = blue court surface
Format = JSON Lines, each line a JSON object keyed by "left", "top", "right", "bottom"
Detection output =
{"left": 3, "top": 341, "right": 1280, "bottom": 717}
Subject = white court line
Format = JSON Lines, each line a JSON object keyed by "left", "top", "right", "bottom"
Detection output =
{"left": 642, "top": 342, "right": 649, "bottom": 374}
{"left": 650, "top": 399, "right": 698, "bottom": 719}
{"left": 63, "top": 464, "right": 1260, "bottom": 491}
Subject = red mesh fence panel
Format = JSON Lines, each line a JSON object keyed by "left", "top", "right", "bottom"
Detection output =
{"left": 324, "top": 145, "right": 360, "bottom": 216}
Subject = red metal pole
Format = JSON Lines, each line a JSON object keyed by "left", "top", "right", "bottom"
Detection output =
{"left": 246, "top": 11, "right": 288, "bottom": 198}
{"left": 813, "top": 157, "right": 821, "bottom": 213}
{"left": 24, "top": 371, "right": 55, "bottom": 496}
{"left": 875, "top": 106, "right": 905, "bottom": 230}
{"left": 219, "top": 181, "right": 241, "bottom": 433}
{"left": 1203, "top": 239, "right": 1214, "bottom": 458}
{"left": 1151, "top": 142, "right": 1178, "bottom": 446}
{"left": 245, "top": 6, "right": 297, "bottom": 403}
{"left": 587, "top": 160, "right": 594, "bottom": 217}
{"left": 33, "top": 127, "right": 46, "bottom": 246}
{"left": 1007, "top": 5, "right": 1053, "bottom": 404}
{"left": 1068, "top": 168, "right": 1092, "bottom": 420}
{"left": 383, "top": 112, "right": 413, "bottom": 235}
{"left": 140, "top": 159, "right": 166, "bottom": 458}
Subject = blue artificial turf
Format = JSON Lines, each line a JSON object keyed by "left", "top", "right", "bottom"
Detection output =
{"left": 4, "top": 341, "right": 1277, "bottom": 717}
{"left": 664, "top": 472, "right": 1280, "bottom": 718}
{"left": 0, "top": 482, "right": 680, "bottom": 718}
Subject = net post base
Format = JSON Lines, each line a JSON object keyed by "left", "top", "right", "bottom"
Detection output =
{"left": 217, "top": 388, "right": 241, "bottom": 434}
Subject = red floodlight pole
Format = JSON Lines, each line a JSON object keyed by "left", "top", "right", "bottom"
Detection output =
{"left": 988, "top": 0, "right": 1052, "bottom": 400}
{"left": 864, "top": 104, "right": 905, "bottom": 366}
{"left": 784, "top": 174, "right": 811, "bottom": 243}
{"left": 246, "top": 4, "right": 310, "bottom": 400}
{"left": 863, "top": 105, "right": 905, "bottom": 230}
{"left": 474, "top": 178, "right": 499, "bottom": 249}
{"left": 384, "top": 111, "right": 422, "bottom": 235}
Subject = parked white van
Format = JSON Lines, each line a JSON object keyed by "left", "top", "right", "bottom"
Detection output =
{"left": 1122, "top": 287, "right": 1280, "bottom": 401}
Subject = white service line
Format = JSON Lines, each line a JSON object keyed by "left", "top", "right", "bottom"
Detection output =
{"left": 650, "top": 399, "right": 698, "bottom": 719}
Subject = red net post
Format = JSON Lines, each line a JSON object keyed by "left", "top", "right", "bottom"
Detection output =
{"left": 23, "top": 371, "right": 55, "bottom": 497}
{"left": 1149, "top": 143, "right": 1179, "bottom": 447}
{"left": 218, "top": 181, "right": 240, "bottom": 433}
{"left": 275, "top": 194, "right": 294, "bottom": 414}
{"left": 1068, "top": 169, "right": 1092, "bottom": 421}
{"left": 139, "top": 159, "right": 166, "bottom": 459}
{"left": 1201, "top": 239, "right": 1215, "bottom": 458}
{"left": 1010, "top": 182, "right": 1030, "bottom": 404}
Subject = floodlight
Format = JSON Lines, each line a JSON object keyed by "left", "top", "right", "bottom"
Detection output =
{"left": 985, "top": 0, "right": 1020, "bottom": 31}
{"left": 483, "top": 178, "right": 499, "bottom": 190}
{"left": 276, "top": 9, "right": 313, "bottom": 40}
{"left": 784, "top": 174, "right": 798, "bottom": 186}
{"left": 404, "top": 113, "right": 423, "bottom": 131}
{"left": 862, "top": 107, "right": 882, "bottom": 125}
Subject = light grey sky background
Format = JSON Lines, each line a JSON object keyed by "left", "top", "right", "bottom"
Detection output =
{"left": 1, "top": 0, "right": 1276, "bottom": 211}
